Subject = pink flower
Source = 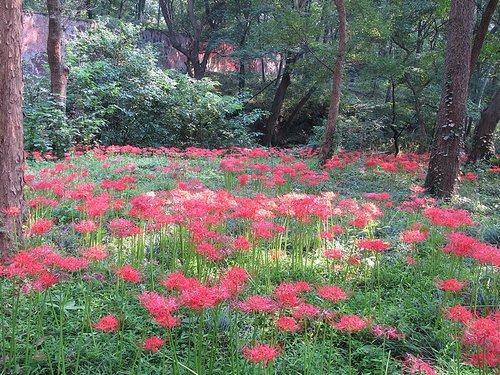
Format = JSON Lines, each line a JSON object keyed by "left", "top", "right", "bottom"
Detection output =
{"left": 435, "top": 278, "right": 465, "bottom": 293}
{"left": 316, "top": 286, "right": 347, "bottom": 303}
{"left": 242, "top": 344, "right": 281, "bottom": 367}
{"left": 276, "top": 317, "right": 300, "bottom": 332}
{"left": 334, "top": 315, "right": 368, "bottom": 332}
{"left": 114, "top": 265, "right": 142, "bottom": 283}
{"left": 94, "top": 315, "right": 119, "bottom": 333}
{"left": 142, "top": 336, "right": 165, "bottom": 352}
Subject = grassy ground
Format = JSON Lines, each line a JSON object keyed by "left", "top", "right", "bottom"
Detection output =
{"left": 1, "top": 146, "right": 499, "bottom": 374}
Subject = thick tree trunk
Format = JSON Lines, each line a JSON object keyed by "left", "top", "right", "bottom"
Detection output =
{"left": 320, "top": 0, "right": 347, "bottom": 164}
{"left": 424, "top": 0, "right": 475, "bottom": 198}
{"left": 47, "top": 0, "right": 69, "bottom": 107}
{"left": 469, "top": 0, "right": 498, "bottom": 81}
{"left": 0, "top": 0, "right": 24, "bottom": 257}
{"left": 469, "top": 89, "right": 500, "bottom": 162}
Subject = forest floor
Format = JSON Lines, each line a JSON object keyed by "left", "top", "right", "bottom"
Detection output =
{"left": 1, "top": 146, "right": 499, "bottom": 374}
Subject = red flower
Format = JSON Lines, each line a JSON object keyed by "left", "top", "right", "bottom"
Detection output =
{"left": 371, "top": 324, "right": 404, "bottom": 339}
{"left": 435, "top": 278, "right": 465, "bottom": 293}
{"left": 357, "top": 239, "right": 391, "bottom": 252}
{"left": 94, "top": 315, "right": 119, "bottom": 333}
{"left": 444, "top": 305, "right": 473, "bottom": 324}
{"left": 333, "top": 315, "right": 368, "bottom": 332}
{"left": 402, "top": 353, "right": 437, "bottom": 375}
{"left": 82, "top": 246, "right": 109, "bottom": 261}
{"left": 114, "top": 265, "right": 142, "bottom": 283}
{"left": 242, "top": 344, "right": 281, "bottom": 367}
{"left": 108, "top": 218, "right": 142, "bottom": 238}
{"left": 142, "top": 336, "right": 165, "bottom": 352}
{"left": 29, "top": 219, "right": 53, "bottom": 235}
{"left": 423, "top": 207, "right": 474, "bottom": 228}
{"left": 276, "top": 317, "right": 300, "bottom": 332}
{"left": 400, "top": 230, "right": 429, "bottom": 244}
{"left": 316, "top": 286, "right": 347, "bottom": 303}
{"left": 323, "top": 249, "right": 344, "bottom": 259}
{"left": 74, "top": 220, "right": 97, "bottom": 234}
{"left": 238, "top": 295, "right": 276, "bottom": 313}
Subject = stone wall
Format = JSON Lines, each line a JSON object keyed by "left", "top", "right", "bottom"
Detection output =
{"left": 22, "top": 12, "right": 279, "bottom": 76}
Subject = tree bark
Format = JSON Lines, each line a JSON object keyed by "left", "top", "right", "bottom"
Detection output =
{"left": 320, "top": 0, "right": 347, "bottom": 164}
{"left": 469, "top": 89, "right": 500, "bottom": 162}
{"left": 0, "top": 0, "right": 24, "bottom": 257}
{"left": 47, "top": 0, "right": 69, "bottom": 107}
{"left": 424, "top": 0, "right": 475, "bottom": 198}
{"left": 469, "top": 0, "right": 498, "bottom": 81}
{"left": 264, "top": 64, "right": 292, "bottom": 146}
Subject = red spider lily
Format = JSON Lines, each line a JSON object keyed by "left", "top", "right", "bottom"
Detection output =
{"left": 27, "top": 196, "right": 60, "bottom": 208}
{"left": 404, "top": 256, "right": 418, "bottom": 266}
{"left": 180, "top": 285, "right": 227, "bottom": 310}
{"left": 363, "top": 192, "right": 391, "bottom": 201}
{"left": 238, "top": 295, "right": 276, "bottom": 313}
{"left": 81, "top": 246, "right": 109, "bottom": 261}
{"left": 402, "top": 353, "right": 437, "bottom": 375}
{"left": 423, "top": 207, "right": 474, "bottom": 228}
{"left": 333, "top": 315, "right": 368, "bottom": 332}
{"left": 142, "top": 336, "right": 165, "bottom": 352}
{"left": 460, "top": 172, "right": 478, "bottom": 181}
{"left": 233, "top": 236, "right": 252, "bottom": 251}
{"left": 161, "top": 272, "right": 201, "bottom": 291}
{"left": 275, "top": 282, "right": 311, "bottom": 307}
{"left": 94, "top": 315, "right": 119, "bottom": 333}
{"left": 31, "top": 272, "right": 59, "bottom": 291}
{"left": 323, "top": 249, "right": 344, "bottom": 259}
{"left": 28, "top": 219, "right": 53, "bottom": 235}
{"left": 1, "top": 206, "right": 22, "bottom": 216}
{"left": 221, "top": 267, "right": 251, "bottom": 296}
{"left": 371, "top": 324, "right": 404, "bottom": 339}
{"left": 128, "top": 193, "right": 164, "bottom": 219}
{"left": 242, "top": 344, "right": 281, "bottom": 367}
{"left": 400, "top": 230, "right": 429, "bottom": 244}
{"left": 2, "top": 251, "right": 45, "bottom": 278}
{"left": 444, "top": 305, "right": 474, "bottom": 324}
{"left": 114, "top": 265, "right": 142, "bottom": 283}
{"left": 108, "top": 218, "right": 142, "bottom": 238}
{"left": 139, "top": 291, "right": 180, "bottom": 328}
{"left": 276, "top": 316, "right": 301, "bottom": 332}
{"left": 196, "top": 242, "right": 223, "bottom": 261}
{"left": 74, "top": 220, "right": 98, "bottom": 234}
{"left": 357, "top": 239, "right": 391, "bottom": 252}
{"left": 80, "top": 192, "right": 111, "bottom": 219}
{"left": 435, "top": 278, "right": 466, "bottom": 293}
{"left": 316, "top": 286, "right": 347, "bottom": 303}
{"left": 347, "top": 255, "right": 362, "bottom": 265}
{"left": 292, "top": 303, "right": 320, "bottom": 320}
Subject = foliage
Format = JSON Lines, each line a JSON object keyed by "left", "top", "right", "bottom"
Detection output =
{"left": 65, "top": 21, "right": 262, "bottom": 149}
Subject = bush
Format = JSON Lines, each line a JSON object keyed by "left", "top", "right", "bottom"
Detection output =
{"left": 66, "top": 21, "right": 262, "bottom": 149}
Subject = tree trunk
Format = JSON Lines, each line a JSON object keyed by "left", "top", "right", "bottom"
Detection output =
{"left": 469, "top": 89, "right": 500, "bottom": 162}
{"left": 320, "top": 0, "right": 347, "bottom": 164}
{"left": 469, "top": 0, "right": 498, "bottom": 81}
{"left": 0, "top": 0, "right": 24, "bottom": 257}
{"left": 264, "top": 66, "right": 292, "bottom": 146}
{"left": 86, "top": 0, "right": 93, "bottom": 19}
{"left": 47, "top": 0, "right": 69, "bottom": 107}
{"left": 424, "top": 0, "right": 475, "bottom": 198}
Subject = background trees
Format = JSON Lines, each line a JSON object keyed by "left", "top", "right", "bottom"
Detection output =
{"left": 17, "top": 0, "right": 500, "bottom": 167}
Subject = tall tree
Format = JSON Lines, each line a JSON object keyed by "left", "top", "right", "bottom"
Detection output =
{"left": 47, "top": 0, "right": 70, "bottom": 107}
{"left": 320, "top": 0, "right": 347, "bottom": 163}
{"left": 424, "top": 0, "right": 475, "bottom": 198}
{"left": 159, "top": 0, "right": 224, "bottom": 79}
{"left": 469, "top": 89, "right": 500, "bottom": 162}
{"left": 0, "top": 0, "right": 24, "bottom": 256}
{"left": 468, "top": 0, "right": 499, "bottom": 162}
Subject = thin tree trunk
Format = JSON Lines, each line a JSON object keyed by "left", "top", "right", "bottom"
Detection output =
{"left": 0, "top": 0, "right": 24, "bottom": 257}
{"left": 320, "top": 0, "right": 347, "bottom": 164}
{"left": 424, "top": 0, "right": 475, "bottom": 198}
{"left": 283, "top": 86, "right": 316, "bottom": 129}
{"left": 264, "top": 66, "right": 292, "bottom": 146}
{"left": 469, "top": 0, "right": 498, "bottom": 81}
{"left": 86, "top": 0, "right": 93, "bottom": 19}
{"left": 47, "top": 0, "right": 69, "bottom": 107}
{"left": 469, "top": 89, "right": 500, "bottom": 162}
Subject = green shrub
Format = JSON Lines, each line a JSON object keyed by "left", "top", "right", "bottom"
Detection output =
{"left": 66, "top": 20, "right": 262, "bottom": 149}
